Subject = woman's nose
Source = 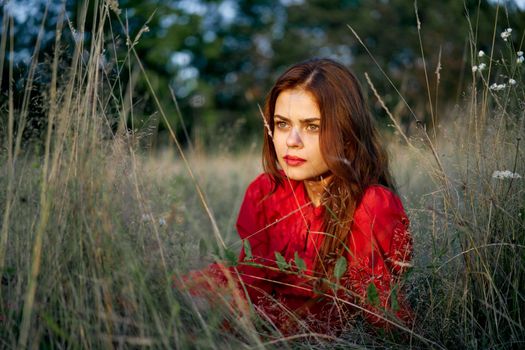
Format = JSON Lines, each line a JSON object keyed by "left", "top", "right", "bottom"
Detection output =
{"left": 286, "top": 127, "right": 303, "bottom": 148}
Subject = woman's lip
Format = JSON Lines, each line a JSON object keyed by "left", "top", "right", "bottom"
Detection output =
{"left": 283, "top": 155, "right": 306, "bottom": 166}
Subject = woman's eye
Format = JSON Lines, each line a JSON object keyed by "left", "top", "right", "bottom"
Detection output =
{"left": 307, "top": 124, "right": 320, "bottom": 132}
{"left": 276, "top": 121, "right": 288, "bottom": 129}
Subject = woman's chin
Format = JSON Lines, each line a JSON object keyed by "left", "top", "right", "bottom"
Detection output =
{"left": 281, "top": 168, "right": 306, "bottom": 181}
{"left": 282, "top": 169, "right": 321, "bottom": 182}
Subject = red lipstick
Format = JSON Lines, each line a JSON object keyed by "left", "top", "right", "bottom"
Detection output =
{"left": 283, "top": 155, "right": 306, "bottom": 166}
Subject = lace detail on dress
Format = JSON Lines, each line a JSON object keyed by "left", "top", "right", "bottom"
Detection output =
{"left": 385, "top": 216, "right": 413, "bottom": 275}
{"left": 340, "top": 214, "right": 413, "bottom": 326}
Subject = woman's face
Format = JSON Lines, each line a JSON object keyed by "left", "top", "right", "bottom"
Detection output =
{"left": 273, "top": 88, "right": 330, "bottom": 181}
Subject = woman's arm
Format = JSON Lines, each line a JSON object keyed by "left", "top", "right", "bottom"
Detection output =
{"left": 234, "top": 174, "right": 275, "bottom": 302}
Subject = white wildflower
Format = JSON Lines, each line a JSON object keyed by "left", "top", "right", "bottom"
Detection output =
{"left": 159, "top": 218, "right": 167, "bottom": 226}
{"left": 509, "top": 78, "right": 517, "bottom": 85}
{"left": 106, "top": 0, "right": 121, "bottom": 15}
{"left": 501, "top": 28, "right": 512, "bottom": 41}
{"left": 478, "top": 63, "right": 486, "bottom": 71}
{"left": 517, "top": 51, "right": 524, "bottom": 57}
{"left": 490, "top": 83, "right": 506, "bottom": 91}
{"left": 478, "top": 50, "right": 485, "bottom": 57}
{"left": 472, "top": 65, "right": 478, "bottom": 72}
{"left": 492, "top": 170, "right": 522, "bottom": 179}
{"left": 517, "top": 56, "right": 524, "bottom": 64}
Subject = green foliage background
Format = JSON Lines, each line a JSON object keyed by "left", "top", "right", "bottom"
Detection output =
{"left": 2, "top": 0, "right": 524, "bottom": 151}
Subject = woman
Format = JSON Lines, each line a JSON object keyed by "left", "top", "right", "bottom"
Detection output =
{"left": 179, "top": 58, "right": 413, "bottom": 336}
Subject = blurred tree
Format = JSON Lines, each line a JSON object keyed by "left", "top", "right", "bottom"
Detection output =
{"left": 280, "top": 0, "right": 525, "bottom": 133}
{"left": 0, "top": 0, "right": 67, "bottom": 148}
{"left": 2, "top": 0, "right": 524, "bottom": 150}
{"left": 100, "top": 0, "right": 525, "bottom": 143}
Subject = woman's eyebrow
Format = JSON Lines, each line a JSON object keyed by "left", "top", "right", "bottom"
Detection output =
{"left": 273, "top": 114, "right": 321, "bottom": 123}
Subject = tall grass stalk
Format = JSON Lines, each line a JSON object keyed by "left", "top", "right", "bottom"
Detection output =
{"left": 0, "top": 13, "right": 14, "bottom": 273}
{"left": 17, "top": 4, "right": 65, "bottom": 347}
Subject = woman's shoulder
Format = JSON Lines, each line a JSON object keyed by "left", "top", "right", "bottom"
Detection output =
{"left": 244, "top": 171, "right": 299, "bottom": 206}
{"left": 351, "top": 185, "right": 411, "bottom": 251}
{"left": 242, "top": 172, "right": 277, "bottom": 205}
{"left": 355, "top": 185, "right": 406, "bottom": 219}
{"left": 246, "top": 172, "right": 275, "bottom": 194}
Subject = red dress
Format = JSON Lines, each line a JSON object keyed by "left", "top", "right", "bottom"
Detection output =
{"left": 180, "top": 173, "right": 413, "bottom": 335}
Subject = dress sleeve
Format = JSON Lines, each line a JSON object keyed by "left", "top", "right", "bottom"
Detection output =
{"left": 236, "top": 174, "right": 272, "bottom": 255}
{"left": 342, "top": 186, "right": 413, "bottom": 328}
{"left": 234, "top": 174, "right": 274, "bottom": 300}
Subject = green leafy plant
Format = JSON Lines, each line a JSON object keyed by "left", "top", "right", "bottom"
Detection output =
{"left": 243, "top": 239, "right": 253, "bottom": 261}
{"left": 274, "top": 252, "right": 289, "bottom": 272}
{"left": 333, "top": 256, "right": 347, "bottom": 281}
{"left": 294, "top": 252, "right": 307, "bottom": 274}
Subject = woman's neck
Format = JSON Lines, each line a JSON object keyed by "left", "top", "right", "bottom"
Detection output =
{"left": 303, "top": 176, "right": 332, "bottom": 207}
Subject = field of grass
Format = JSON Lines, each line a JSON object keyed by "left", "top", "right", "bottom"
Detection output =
{"left": 1, "top": 1, "right": 524, "bottom": 349}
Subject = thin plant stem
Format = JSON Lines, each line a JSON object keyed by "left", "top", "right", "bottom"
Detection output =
{"left": 18, "top": 5, "right": 66, "bottom": 347}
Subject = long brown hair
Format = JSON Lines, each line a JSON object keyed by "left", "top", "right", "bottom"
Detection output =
{"left": 262, "top": 58, "right": 395, "bottom": 279}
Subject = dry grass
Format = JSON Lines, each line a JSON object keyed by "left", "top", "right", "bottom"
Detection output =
{"left": 0, "top": 0, "right": 524, "bottom": 349}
